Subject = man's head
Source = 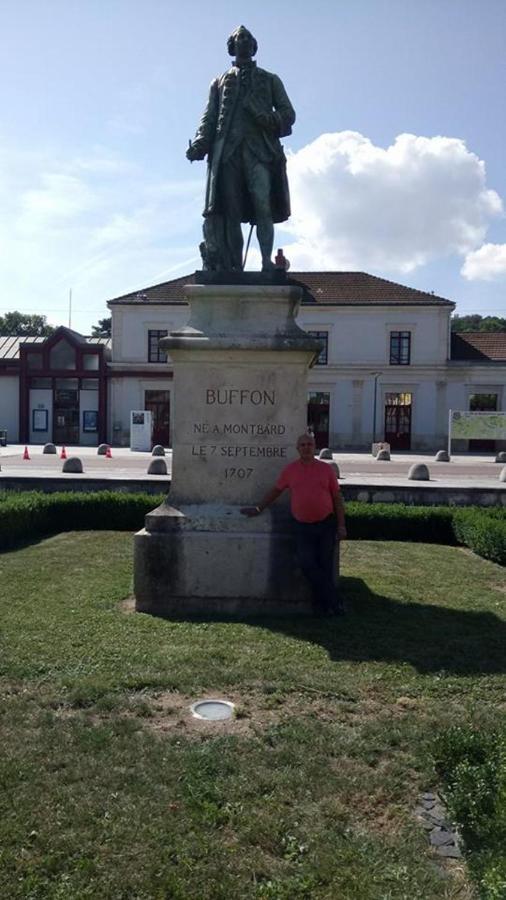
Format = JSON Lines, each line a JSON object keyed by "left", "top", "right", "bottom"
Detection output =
{"left": 227, "top": 26, "right": 258, "bottom": 60}
{"left": 296, "top": 433, "right": 316, "bottom": 463}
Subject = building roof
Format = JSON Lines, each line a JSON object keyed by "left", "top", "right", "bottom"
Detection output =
{"left": 108, "top": 271, "right": 453, "bottom": 307}
{"left": 451, "top": 332, "right": 506, "bottom": 362}
{"left": 0, "top": 334, "right": 110, "bottom": 361}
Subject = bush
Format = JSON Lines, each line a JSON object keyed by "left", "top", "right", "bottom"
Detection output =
{"left": 453, "top": 509, "right": 506, "bottom": 566}
{"left": 433, "top": 726, "right": 506, "bottom": 899}
{"left": 0, "top": 491, "right": 158, "bottom": 550}
{"left": 346, "top": 502, "right": 457, "bottom": 545}
{"left": 1, "top": 493, "right": 506, "bottom": 566}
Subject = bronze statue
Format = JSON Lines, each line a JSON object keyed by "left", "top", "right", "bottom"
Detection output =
{"left": 187, "top": 26, "right": 295, "bottom": 272}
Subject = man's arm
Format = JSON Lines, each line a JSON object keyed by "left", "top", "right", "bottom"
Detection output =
{"left": 240, "top": 486, "right": 283, "bottom": 517}
{"left": 333, "top": 491, "right": 347, "bottom": 540}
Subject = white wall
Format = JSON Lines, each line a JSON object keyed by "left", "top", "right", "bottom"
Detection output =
{"left": 0, "top": 376, "right": 20, "bottom": 442}
{"left": 112, "top": 304, "right": 189, "bottom": 363}
{"left": 297, "top": 304, "right": 450, "bottom": 366}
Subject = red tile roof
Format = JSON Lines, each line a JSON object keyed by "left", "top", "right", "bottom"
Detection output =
{"left": 451, "top": 332, "right": 506, "bottom": 361}
{"left": 108, "top": 271, "right": 453, "bottom": 306}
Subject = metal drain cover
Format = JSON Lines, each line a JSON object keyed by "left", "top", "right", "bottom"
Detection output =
{"left": 190, "top": 699, "right": 235, "bottom": 721}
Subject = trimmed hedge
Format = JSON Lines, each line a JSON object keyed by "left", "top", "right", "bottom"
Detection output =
{"left": 345, "top": 501, "right": 457, "bottom": 545}
{"left": 1, "top": 491, "right": 506, "bottom": 566}
{"left": 453, "top": 508, "right": 506, "bottom": 566}
{"left": 0, "top": 491, "right": 156, "bottom": 550}
{"left": 433, "top": 727, "right": 506, "bottom": 900}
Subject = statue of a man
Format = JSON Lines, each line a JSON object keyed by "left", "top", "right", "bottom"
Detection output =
{"left": 186, "top": 26, "right": 296, "bottom": 272}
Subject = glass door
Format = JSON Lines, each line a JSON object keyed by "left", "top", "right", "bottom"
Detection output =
{"left": 53, "top": 379, "right": 79, "bottom": 445}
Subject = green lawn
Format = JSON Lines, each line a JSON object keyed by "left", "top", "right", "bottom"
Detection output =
{"left": 1, "top": 532, "right": 505, "bottom": 899}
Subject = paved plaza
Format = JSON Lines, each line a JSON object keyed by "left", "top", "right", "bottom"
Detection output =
{"left": 1, "top": 443, "right": 505, "bottom": 490}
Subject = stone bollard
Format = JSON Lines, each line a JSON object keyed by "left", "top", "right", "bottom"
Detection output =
{"left": 318, "top": 448, "right": 333, "bottom": 460}
{"left": 495, "top": 451, "right": 506, "bottom": 463}
{"left": 151, "top": 445, "right": 166, "bottom": 456}
{"left": 499, "top": 467, "right": 506, "bottom": 483}
{"left": 97, "top": 443, "right": 110, "bottom": 455}
{"left": 62, "top": 457, "right": 83, "bottom": 473}
{"left": 408, "top": 463, "right": 430, "bottom": 481}
{"left": 43, "top": 443, "right": 57, "bottom": 454}
{"left": 147, "top": 458, "right": 168, "bottom": 475}
{"left": 435, "top": 450, "right": 450, "bottom": 462}
{"left": 376, "top": 449, "right": 391, "bottom": 461}
{"left": 322, "top": 459, "right": 340, "bottom": 478}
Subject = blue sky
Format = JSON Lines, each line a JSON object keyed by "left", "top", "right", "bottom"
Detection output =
{"left": 1, "top": 0, "right": 505, "bottom": 333}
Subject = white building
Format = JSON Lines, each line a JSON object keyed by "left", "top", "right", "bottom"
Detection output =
{"left": 1, "top": 271, "right": 505, "bottom": 451}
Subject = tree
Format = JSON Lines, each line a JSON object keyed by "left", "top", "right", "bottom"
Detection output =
{"left": 451, "top": 314, "right": 506, "bottom": 333}
{"left": 0, "top": 311, "right": 54, "bottom": 336}
{"left": 91, "top": 316, "right": 111, "bottom": 338}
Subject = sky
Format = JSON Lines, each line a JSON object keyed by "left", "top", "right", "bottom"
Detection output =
{"left": 1, "top": 0, "right": 505, "bottom": 334}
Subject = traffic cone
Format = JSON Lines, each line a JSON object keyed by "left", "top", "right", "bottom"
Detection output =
{"left": 60, "top": 445, "right": 67, "bottom": 460}
{"left": 23, "top": 446, "right": 30, "bottom": 460}
{"left": 105, "top": 445, "right": 112, "bottom": 459}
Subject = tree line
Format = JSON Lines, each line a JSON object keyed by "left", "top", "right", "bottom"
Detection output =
{"left": 0, "top": 312, "right": 111, "bottom": 337}
{"left": 450, "top": 314, "right": 506, "bottom": 333}
{"left": 1, "top": 310, "right": 504, "bottom": 337}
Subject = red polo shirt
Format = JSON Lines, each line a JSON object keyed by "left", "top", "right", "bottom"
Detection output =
{"left": 275, "top": 459, "right": 340, "bottom": 523}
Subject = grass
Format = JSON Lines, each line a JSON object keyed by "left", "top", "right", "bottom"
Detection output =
{"left": 1, "top": 533, "right": 505, "bottom": 898}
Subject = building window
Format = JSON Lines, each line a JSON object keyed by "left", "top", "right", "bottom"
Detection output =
{"left": 81, "top": 378, "right": 99, "bottom": 391}
{"left": 83, "top": 353, "right": 99, "bottom": 371}
{"left": 385, "top": 392, "right": 412, "bottom": 406}
{"left": 307, "top": 331, "right": 328, "bottom": 365}
{"left": 148, "top": 330, "right": 168, "bottom": 363}
{"left": 469, "top": 393, "right": 498, "bottom": 411}
{"left": 49, "top": 339, "right": 76, "bottom": 370}
{"left": 389, "top": 331, "right": 411, "bottom": 365}
{"left": 27, "top": 352, "right": 43, "bottom": 370}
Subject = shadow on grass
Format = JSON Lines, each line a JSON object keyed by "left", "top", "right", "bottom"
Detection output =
{"left": 150, "top": 576, "right": 506, "bottom": 676}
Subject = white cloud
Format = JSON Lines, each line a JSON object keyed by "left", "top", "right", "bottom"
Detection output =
{"left": 461, "top": 243, "right": 506, "bottom": 280}
{"left": 284, "top": 131, "right": 502, "bottom": 272}
{"left": 0, "top": 143, "right": 202, "bottom": 332}
{"left": 19, "top": 173, "right": 96, "bottom": 231}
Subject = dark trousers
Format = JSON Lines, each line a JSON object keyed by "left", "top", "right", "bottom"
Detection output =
{"left": 294, "top": 514, "right": 340, "bottom": 614}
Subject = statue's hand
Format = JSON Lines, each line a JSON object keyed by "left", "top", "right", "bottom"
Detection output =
{"left": 186, "top": 143, "right": 206, "bottom": 162}
{"left": 255, "top": 112, "right": 275, "bottom": 132}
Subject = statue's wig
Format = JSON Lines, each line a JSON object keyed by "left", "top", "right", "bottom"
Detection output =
{"left": 227, "top": 26, "right": 258, "bottom": 57}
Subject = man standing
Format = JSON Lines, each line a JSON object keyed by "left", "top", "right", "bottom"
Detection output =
{"left": 241, "top": 435, "right": 347, "bottom": 616}
{"left": 186, "top": 25, "right": 295, "bottom": 272}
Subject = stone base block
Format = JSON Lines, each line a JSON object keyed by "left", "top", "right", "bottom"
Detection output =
{"left": 134, "top": 502, "right": 333, "bottom": 616}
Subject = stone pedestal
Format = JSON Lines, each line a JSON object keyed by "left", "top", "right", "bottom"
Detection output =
{"left": 134, "top": 278, "right": 324, "bottom": 616}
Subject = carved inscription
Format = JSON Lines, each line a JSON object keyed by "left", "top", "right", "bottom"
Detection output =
{"left": 206, "top": 389, "right": 275, "bottom": 406}
{"left": 191, "top": 386, "right": 287, "bottom": 478}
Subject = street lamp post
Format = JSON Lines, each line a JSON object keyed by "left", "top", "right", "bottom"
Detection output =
{"left": 370, "top": 372, "right": 381, "bottom": 445}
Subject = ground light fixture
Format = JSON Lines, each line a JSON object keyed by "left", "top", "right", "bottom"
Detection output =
{"left": 190, "top": 699, "right": 235, "bottom": 721}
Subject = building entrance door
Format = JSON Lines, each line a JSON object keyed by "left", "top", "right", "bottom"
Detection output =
{"left": 53, "top": 379, "right": 79, "bottom": 445}
{"left": 307, "top": 392, "right": 330, "bottom": 449}
{"left": 384, "top": 392, "right": 412, "bottom": 450}
{"left": 145, "top": 390, "right": 171, "bottom": 447}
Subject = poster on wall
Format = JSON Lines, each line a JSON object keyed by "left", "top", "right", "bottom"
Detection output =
{"left": 83, "top": 410, "right": 98, "bottom": 433}
{"left": 450, "top": 410, "right": 506, "bottom": 440}
{"left": 130, "top": 410, "right": 152, "bottom": 451}
{"left": 32, "top": 409, "right": 48, "bottom": 432}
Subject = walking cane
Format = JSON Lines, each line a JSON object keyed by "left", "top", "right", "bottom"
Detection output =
{"left": 242, "top": 224, "right": 254, "bottom": 270}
